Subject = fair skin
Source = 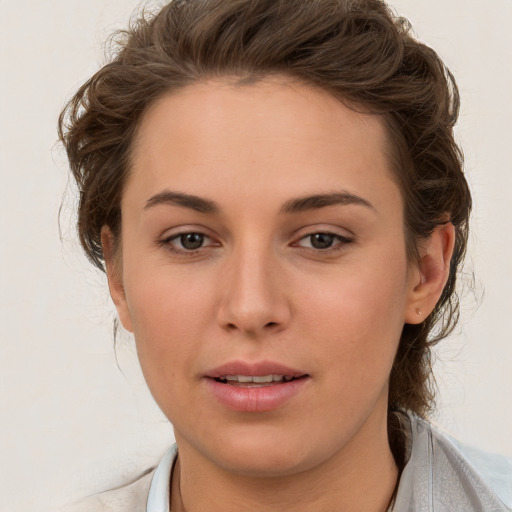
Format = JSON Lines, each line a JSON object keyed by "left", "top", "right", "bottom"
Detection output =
{"left": 103, "top": 76, "right": 454, "bottom": 511}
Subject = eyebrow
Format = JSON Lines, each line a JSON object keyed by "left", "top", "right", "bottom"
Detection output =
{"left": 144, "top": 190, "right": 374, "bottom": 215}
{"left": 145, "top": 190, "right": 219, "bottom": 214}
{"left": 280, "top": 192, "right": 375, "bottom": 214}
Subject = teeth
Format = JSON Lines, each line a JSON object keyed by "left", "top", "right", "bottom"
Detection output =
{"left": 253, "top": 375, "right": 273, "bottom": 383}
{"left": 220, "top": 374, "right": 294, "bottom": 383}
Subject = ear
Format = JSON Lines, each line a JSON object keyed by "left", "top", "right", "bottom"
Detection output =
{"left": 101, "top": 226, "right": 133, "bottom": 332}
{"left": 404, "top": 222, "right": 456, "bottom": 324}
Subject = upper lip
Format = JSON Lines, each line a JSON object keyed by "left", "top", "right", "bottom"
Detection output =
{"left": 205, "top": 360, "right": 308, "bottom": 379}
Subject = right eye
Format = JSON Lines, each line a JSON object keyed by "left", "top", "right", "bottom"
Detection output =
{"left": 173, "top": 233, "right": 206, "bottom": 250}
{"left": 161, "top": 232, "right": 216, "bottom": 253}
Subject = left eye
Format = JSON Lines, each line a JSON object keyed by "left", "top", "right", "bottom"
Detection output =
{"left": 297, "top": 233, "right": 351, "bottom": 250}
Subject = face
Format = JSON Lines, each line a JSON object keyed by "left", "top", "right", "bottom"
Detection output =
{"left": 108, "top": 77, "right": 423, "bottom": 478}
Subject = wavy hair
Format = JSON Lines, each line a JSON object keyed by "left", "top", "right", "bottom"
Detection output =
{"left": 58, "top": 0, "right": 471, "bottom": 421}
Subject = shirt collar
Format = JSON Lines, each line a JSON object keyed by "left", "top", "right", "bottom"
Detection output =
{"left": 146, "top": 445, "right": 177, "bottom": 512}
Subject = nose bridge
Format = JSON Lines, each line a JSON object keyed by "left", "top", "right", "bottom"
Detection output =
{"left": 218, "top": 235, "right": 289, "bottom": 334}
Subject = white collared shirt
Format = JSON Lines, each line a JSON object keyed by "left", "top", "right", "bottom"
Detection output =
{"left": 64, "top": 413, "right": 512, "bottom": 511}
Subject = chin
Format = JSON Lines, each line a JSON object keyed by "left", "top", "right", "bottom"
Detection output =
{"left": 217, "top": 448, "right": 310, "bottom": 478}
{"left": 195, "top": 424, "right": 328, "bottom": 478}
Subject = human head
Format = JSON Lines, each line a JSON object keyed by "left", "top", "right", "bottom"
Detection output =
{"left": 58, "top": 0, "right": 471, "bottom": 418}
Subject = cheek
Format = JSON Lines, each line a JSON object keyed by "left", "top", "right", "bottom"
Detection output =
{"left": 123, "top": 266, "right": 215, "bottom": 395}
{"left": 299, "top": 252, "right": 409, "bottom": 376}
{"left": 126, "top": 258, "right": 214, "bottom": 331}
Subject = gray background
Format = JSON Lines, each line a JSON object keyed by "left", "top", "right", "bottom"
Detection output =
{"left": 1, "top": 1, "right": 511, "bottom": 510}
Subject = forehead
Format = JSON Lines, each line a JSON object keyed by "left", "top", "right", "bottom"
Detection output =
{"left": 133, "top": 76, "right": 386, "bottom": 158}
{"left": 127, "top": 76, "right": 398, "bottom": 212}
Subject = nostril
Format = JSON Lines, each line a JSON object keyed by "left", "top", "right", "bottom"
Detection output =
{"left": 227, "top": 322, "right": 278, "bottom": 328}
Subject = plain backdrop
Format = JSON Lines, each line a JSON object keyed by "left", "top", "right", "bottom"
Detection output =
{"left": 1, "top": 1, "right": 511, "bottom": 510}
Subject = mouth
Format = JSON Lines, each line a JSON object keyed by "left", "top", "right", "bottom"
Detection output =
{"left": 204, "top": 361, "right": 310, "bottom": 411}
{"left": 213, "top": 374, "right": 307, "bottom": 387}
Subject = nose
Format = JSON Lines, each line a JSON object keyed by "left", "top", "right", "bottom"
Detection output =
{"left": 216, "top": 242, "right": 291, "bottom": 336}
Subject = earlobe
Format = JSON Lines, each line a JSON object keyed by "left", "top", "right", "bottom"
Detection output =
{"left": 101, "top": 226, "right": 133, "bottom": 332}
{"left": 404, "top": 222, "right": 456, "bottom": 324}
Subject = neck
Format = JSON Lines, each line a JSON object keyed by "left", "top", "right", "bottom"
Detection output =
{"left": 171, "top": 406, "right": 398, "bottom": 512}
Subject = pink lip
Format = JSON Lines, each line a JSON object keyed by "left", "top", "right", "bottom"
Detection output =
{"left": 205, "top": 360, "right": 307, "bottom": 379}
{"left": 204, "top": 360, "right": 310, "bottom": 412}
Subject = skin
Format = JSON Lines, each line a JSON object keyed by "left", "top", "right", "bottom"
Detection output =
{"left": 103, "top": 76, "right": 455, "bottom": 511}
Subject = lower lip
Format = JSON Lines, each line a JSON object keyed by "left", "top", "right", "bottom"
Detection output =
{"left": 205, "top": 377, "right": 309, "bottom": 412}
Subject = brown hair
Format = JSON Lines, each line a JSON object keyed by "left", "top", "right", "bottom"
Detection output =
{"left": 58, "top": 0, "right": 471, "bottom": 419}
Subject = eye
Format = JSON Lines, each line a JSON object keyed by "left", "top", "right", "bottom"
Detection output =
{"left": 161, "top": 232, "right": 216, "bottom": 253}
{"left": 296, "top": 232, "right": 352, "bottom": 250}
{"left": 176, "top": 233, "right": 206, "bottom": 250}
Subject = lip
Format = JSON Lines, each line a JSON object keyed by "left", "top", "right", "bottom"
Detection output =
{"left": 205, "top": 360, "right": 307, "bottom": 379}
{"left": 204, "top": 360, "right": 310, "bottom": 412}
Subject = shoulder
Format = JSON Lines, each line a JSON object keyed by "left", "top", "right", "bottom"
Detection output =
{"left": 396, "top": 413, "right": 512, "bottom": 512}
{"left": 434, "top": 420, "right": 512, "bottom": 510}
{"left": 60, "top": 446, "right": 178, "bottom": 512}
{"left": 61, "top": 467, "right": 156, "bottom": 512}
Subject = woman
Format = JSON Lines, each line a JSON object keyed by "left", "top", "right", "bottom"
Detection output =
{"left": 59, "top": 0, "right": 512, "bottom": 510}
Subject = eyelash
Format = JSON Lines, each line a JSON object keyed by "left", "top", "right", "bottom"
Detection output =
{"left": 158, "top": 232, "right": 217, "bottom": 256}
{"left": 294, "top": 232, "right": 353, "bottom": 252}
{"left": 158, "top": 231, "right": 353, "bottom": 256}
